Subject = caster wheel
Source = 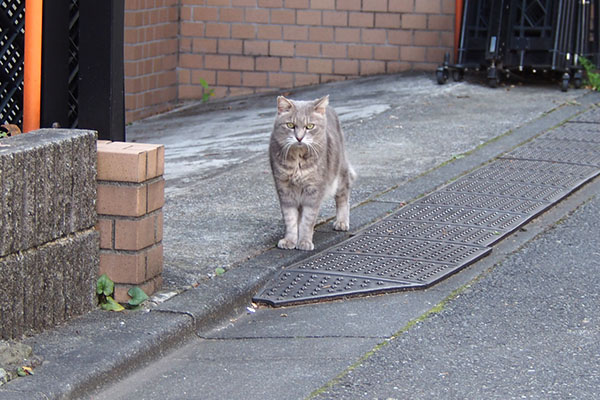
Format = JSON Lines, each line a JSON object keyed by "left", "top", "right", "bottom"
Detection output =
{"left": 487, "top": 67, "right": 499, "bottom": 88}
{"left": 436, "top": 68, "right": 448, "bottom": 85}
{"left": 452, "top": 70, "right": 464, "bottom": 82}
{"left": 561, "top": 73, "right": 570, "bottom": 92}
{"left": 574, "top": 78, "right": 582, "bottom": 89}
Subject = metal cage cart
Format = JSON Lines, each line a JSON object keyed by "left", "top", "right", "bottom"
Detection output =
{"left": 437, "top": 0, "right": 600, "bottom": 91}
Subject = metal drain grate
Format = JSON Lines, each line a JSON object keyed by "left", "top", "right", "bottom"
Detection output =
{"left": 364, "top": 219, "right": 504, "bottom": 247}
{"left": 542, "top": 125, "right": 600, "bottom": 143}
{"left": 502, "top": 139, "right": 600, "bottom": 167}
{"left": 253, "top": 108, "right": 600, "bottom": 307}
{"left": 568, "top": 108, "right": 600, "bottom": 123}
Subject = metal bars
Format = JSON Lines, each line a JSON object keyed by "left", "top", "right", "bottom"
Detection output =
{"left": 0, "top": 0, "right": 25, "bottom": 126}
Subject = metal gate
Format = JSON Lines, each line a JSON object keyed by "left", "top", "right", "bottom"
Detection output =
{"left": 1, "top": 0, "right": 124, "bottom": 141}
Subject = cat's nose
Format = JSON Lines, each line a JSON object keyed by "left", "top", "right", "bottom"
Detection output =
{"left": 295, "top": 135, "right": 303, "bottom": 142}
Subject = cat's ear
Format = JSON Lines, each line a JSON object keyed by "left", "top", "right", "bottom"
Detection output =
{"left": 277, "top": 96, "right": 294, "bottom": 114}
{"left": 313, "top": 95, "right": 329, "bottom": 115}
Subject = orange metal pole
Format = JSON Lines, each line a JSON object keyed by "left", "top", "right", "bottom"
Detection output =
{"left": 454, "top": 0, "right": 463, "bottom": 63}
{"left": 23, "top": 0, "right": 43, "bottom": 133}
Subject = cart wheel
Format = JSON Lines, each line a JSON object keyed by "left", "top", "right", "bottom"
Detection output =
{"left": 452, "top": 69, "right": 464, "bottom": 82}
{"left": 574, "top": 78, "right": 582, "bottom": 89}
{"left": 561, "top": 73, "right": 570, "bottom": 92}
{"left": 436, "top": 68, "right": 448, "bottom": 85}
{"left": 487, "top": 67, "right": 499, "bottom": 88}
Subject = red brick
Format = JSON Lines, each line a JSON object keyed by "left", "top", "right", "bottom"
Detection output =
{"left": 256, "top": 56, "right": 281, "bottom": 71}
{"left": 180, "top": 21, "right": 204, "bottom": 37}
{"left": 97, "top": 142, "right": 146, "bottom": 182}
{"left": 334, "top": 59, "right": 358, "bottom": 74}
{"left": 271, "top": 9, "right": 295, "bottom": 24}
{"left": 309, "top": 27, "right": 334, "bottom": 42}
{"left": 205, "top": 23, "right": 230, "bottom": 38}
{"left": 361, "top": 28, "right": 386, "bottom": 44}
{"left": 311, "top": 0, "right": 334, "bottom": 9}
{"left": 295, "top": 73, "right": 320, "bottom": 86}
{"left": 282, "top": 57, "right": 307, "bottom": 72}
{"left": 362, "top": 0, "right": 387, "bottom": 11}
{"left": 308, "top": 58, "right": 333, "bottom": 74}
{"left": 205, "top": 54, "right": 229, "bottom": 69}
{"left": 415, "top": 31, "right": 440, "bottom": 46}
{"left": 220, "top": 7, "right": 244, "bottom": 22}
{"left": 336, "top": 0, "right": 361, "bottom": 10}
{"left": 115, "top": 214, "right": 155, "bottom": 251}
{"left": 258, "top": 0, "right": 282, "bottom": 6}
{"left": 297, "top": 10, "right": 322, "bottom": 25}
{"left": 100, "top": 251, "right": 146, "bottom": 284}
{"left": 389, "top": 29, "right": 412, "bottom": 45}
{"left": 401, "top": 45, "right": 426, "bottom": 61}
{"left": 147, "top": 178, "right": 165, "bottom": 213}
{"left": 97, "top": 183, "right": 147, "bottom": 217}
{"left": 428, "top": 15, "right": 453, "bottom": 30}
{"left": 146, "top": 243, "right": 164, "bottom": 279}
{"left": 415, "top": 0, "right": 441, "bottom": 13}
{"left": 257, "top": 25, "right": 282, "bottom": 40}
{"left": 283, "top": 26, "right": 309, "bottom": 41}
{"left": 335, "top": 27, "right": 360, "bottom": 42}
{"left": 155, "top": 210, "right": 163, "bottom": 243}
{"left": 375, "top": 13, "right": 401, "bottom": 28}
{"left": 245, "top": 8, "right": 269, "bottom": 23}
{"left": 389, "top": 0, "right": 414, "bottom": 12}
{"left": 402, "top": 14, "right": 427, "bottom": 29}
{"left": 322, "top": 43, "right": 347, "bottom": 58}
{"left": 242, "top": 71, "right": 267, "bottom": 87}
{"left": 113, "top": 276, "right": 162, "bottom": 303}
{"left": 230, "top": 55, "right": 255, "bottom": 70}
{"left": 218, "top": 39, "right": 243, "bottom": 54}
{"left": 427, "top": 47, "right": 448, "bottom": 63}
{"left": 97, "top": 218, "right": 114, "bottom": 249}
{"left": 296, "top": 42, "right": 320, "bottom": 57}
{"left": 193, "top": 7, "right": 218, "bottom": 21}
{"left": 231, "top": 24, "right": 256, "bottom": 39}
{"left": 348, "top": 44, "right": 373, "bottom": 59}
{"left": 244, "top": 40, "right": 269, "bottom": 55}
{"left": 285, "top": 0, "right": 309, "bottom": 8}
{"left": 323, "top": 11, "right": 347, "bottom": 26}
{"left": 269, "top": 72, "right": 294, "bottom": 88}
{"left": 360, "top": 60, "right": 386, "bottom": 75}
{"left": 270, "top": 41, "right": 295, "bottom": 56}
{"left": 349, "top": 12, "right": 373, "bottom": 28}
{"left": 374, "top": 46, "right": 400, "bottom": 60}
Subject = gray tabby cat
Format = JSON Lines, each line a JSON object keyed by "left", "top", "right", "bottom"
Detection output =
{"left": 269, "top": 95, "right": 355, "bottom": 251}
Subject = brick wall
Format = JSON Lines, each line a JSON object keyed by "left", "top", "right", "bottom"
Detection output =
{"left": 96, "top": 141, "right": 165, "bottom": 303}
{"left": 124, "top": 0, "right": 179, "bottom": 123}
{"left": 125, "top": 0, "right": 455, "bottom": 122}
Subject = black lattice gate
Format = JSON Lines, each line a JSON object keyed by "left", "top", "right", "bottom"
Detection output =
{"left": 0, "top": 0, "right": 25, "bottom": 127}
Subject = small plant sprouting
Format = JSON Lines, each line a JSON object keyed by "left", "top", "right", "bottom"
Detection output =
{"left": 97, "top": 274, "right": 149, "bottom": 311}
{"left": 199, "top": 78, "right": 215, "bottom": 103}
{"left": 579, "top": 56, "right": 600, "bottom": 91}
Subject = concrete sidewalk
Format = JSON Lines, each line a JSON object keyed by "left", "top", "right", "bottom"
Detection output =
{"left": 2, "top": 73, "right": 598, "bottom": 399}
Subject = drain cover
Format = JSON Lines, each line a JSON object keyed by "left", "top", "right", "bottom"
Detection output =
{"left": 254, "top": 108, "right": 600, "bottom": 307}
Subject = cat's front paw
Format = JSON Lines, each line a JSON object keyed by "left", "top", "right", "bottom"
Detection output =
{"left": 333, "top": 220, "right": 349, "bottom": 231}
{"left": 296, "top": 239, "right": 314, "bottom": 251}
{"left": 277, "top": 238, "right": 297, "bottom": 250}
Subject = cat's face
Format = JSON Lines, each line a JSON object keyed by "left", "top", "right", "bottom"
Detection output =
{"left": 272, "top": 95, "right": 329, "bottom": 156}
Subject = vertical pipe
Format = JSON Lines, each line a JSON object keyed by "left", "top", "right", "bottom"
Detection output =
{"left": 23, "top": 0, "right": 44, "bottom": 133}
{"left": 455, "top": 0, "right": 464, "bottom": 62}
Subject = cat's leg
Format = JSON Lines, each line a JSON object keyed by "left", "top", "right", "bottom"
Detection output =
{"left": 277, "top": 204, "right": 299, "bottom": 249}
{"left": 297, "top": 202, "right": 320, "bottom": 251}
{"left": 333, "top": 169, "right": 352, "bottom": 231}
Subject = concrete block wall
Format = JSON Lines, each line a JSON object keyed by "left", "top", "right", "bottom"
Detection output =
{"left": 0, "top": 129, "right": 99, "bottom": 340}
{"left": 96, "top": 141, "right": 165, "bottom": 303}
{"left": 124, "top": 0, "right": 455, "bottom": 122}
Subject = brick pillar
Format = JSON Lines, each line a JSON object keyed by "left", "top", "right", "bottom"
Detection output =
{"left": 96, "top": 140, "right": 165, "bottom": 302}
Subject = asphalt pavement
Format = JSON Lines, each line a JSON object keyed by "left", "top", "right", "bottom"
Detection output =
{"left": 2, "top": 72, "right": 599, "bottom": 399}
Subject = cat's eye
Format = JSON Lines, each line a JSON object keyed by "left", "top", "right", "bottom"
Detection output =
{"left": 286, "top": 122, "right": 296, "bottom": 129}
{"left": 305, "top": 123, "right": 315, "bottom": 130}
